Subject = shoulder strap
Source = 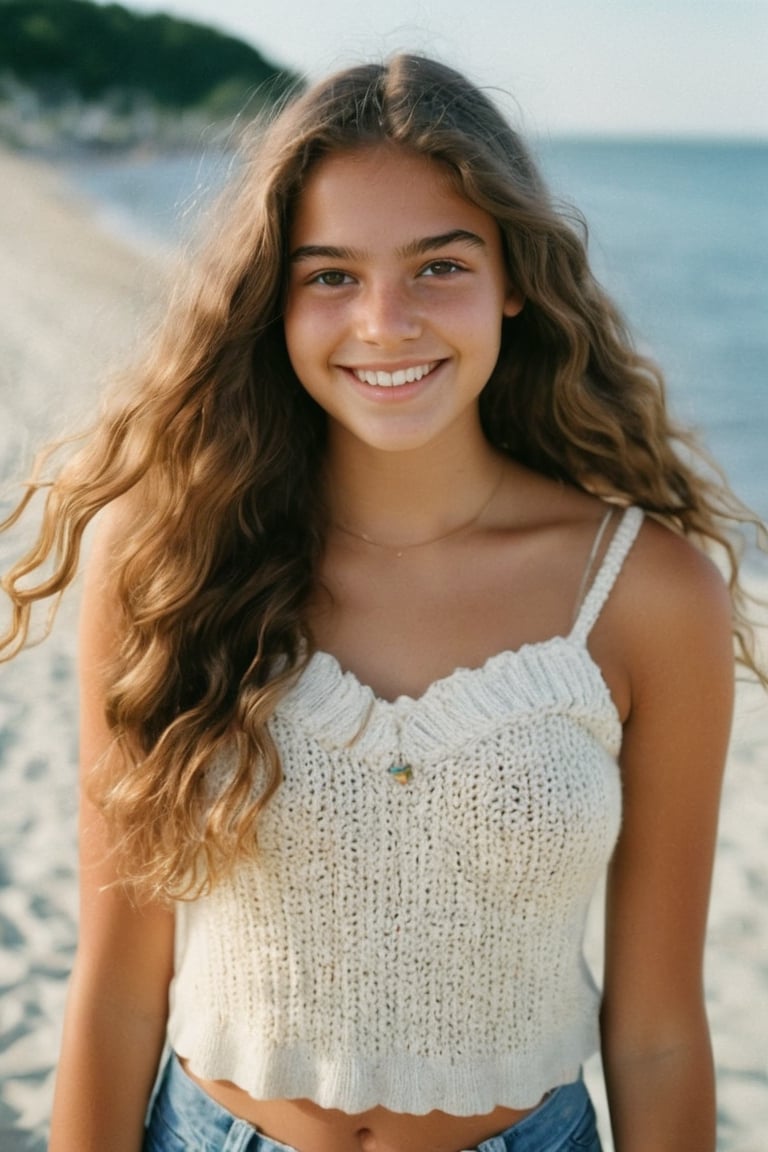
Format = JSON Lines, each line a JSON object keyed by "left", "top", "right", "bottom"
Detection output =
{"left": 569, "top": 506, "right": 644, "bottom": 644}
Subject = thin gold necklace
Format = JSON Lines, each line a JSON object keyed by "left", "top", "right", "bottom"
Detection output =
{"left": 334, "top": 466, "right": 505, "bottom": 559}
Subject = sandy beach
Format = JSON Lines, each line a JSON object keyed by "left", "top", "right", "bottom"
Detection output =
{"left": 0, "top": 145, "right": 766, "bottom": 1151}
{"left": 0, "top": 145, "right": 165, "bottom": 1149}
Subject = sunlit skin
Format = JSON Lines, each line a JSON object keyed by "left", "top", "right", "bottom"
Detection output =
{"left": 177, "top": 143, "right": 730, "bottom": 1152}
{"left": 283, "top": 144, "right": 523, "bottom": 464}
{"left": 52, "top": 142, "right": 732, "bottom": 1152}
{"left": 180, "top": 144, "right": 539, "bottom": 1151}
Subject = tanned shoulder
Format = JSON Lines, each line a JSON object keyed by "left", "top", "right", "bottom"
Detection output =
{"left": 604, "top": 515, "right": 734, "bottom": 722}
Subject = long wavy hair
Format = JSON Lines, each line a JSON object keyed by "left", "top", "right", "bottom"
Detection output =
{"left": 2, "top": 54, "right": 765, "bottom": 898}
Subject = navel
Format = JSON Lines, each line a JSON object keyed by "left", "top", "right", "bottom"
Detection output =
{"left": 356, "top": 1128, "right": 376, "bottom": 1152}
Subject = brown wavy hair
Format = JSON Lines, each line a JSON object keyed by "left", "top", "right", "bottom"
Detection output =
{"left": 2, "top": 54, "right": 765, "bottom": 898}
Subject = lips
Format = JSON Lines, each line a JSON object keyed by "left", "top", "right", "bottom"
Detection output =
{"left": 350, "top": 361, "right": 440, "bottom": 388}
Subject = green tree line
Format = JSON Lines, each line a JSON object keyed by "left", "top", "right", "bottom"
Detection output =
{"left": 0, "top": 0, "right": 298, "bottom": 110}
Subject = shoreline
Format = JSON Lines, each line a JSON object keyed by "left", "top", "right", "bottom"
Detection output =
{"left": 0, "top": 146, "right": 167, "bottom": 475}
{"left": 0, "top": 145, "right": 766, "bottom": 1151}
{"left": 55, "top": 146, "right": 235, "bottom": 258}
{"left": 0, "top": 145, "right": 165, "bottom": 1148}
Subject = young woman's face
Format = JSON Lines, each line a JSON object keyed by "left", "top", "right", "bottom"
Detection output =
{"left": 283, "top": 144, "right": 522, "bottom": 455}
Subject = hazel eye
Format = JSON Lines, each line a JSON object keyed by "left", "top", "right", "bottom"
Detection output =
{"left": 309, "top": 270, "right": 353, "bottom": 287}
{"left": 420, "top": 259, "right": 464, "bottom": 277}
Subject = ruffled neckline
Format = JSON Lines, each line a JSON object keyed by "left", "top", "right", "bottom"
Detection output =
{"left": 274, "top": 506, "right": 643, "bottom": 763}
{"left": 274, "top": 637, "right": 621, "bottom": 764}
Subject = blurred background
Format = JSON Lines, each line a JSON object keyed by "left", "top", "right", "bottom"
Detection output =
{"left": 0, "top": 2, "right": 766, "bottom": 1150}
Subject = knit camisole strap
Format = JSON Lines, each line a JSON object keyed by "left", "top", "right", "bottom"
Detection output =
{"left": 569, "top": 505, "right": 644, "bottom": 645}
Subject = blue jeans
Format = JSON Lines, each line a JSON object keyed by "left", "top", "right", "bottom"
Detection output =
{"left": 143, "top": 1054, "right": 602, "bottom": 1152}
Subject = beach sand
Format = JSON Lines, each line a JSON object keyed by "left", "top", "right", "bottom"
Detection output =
{"left": 0, "top": 145, "right": 165, "bottom": 1149}
{"left": 0, "top": 146, "right": 766, "bottom": 1151}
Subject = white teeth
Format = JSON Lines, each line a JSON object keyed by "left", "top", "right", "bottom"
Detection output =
{"left": 353, "top": 362, "right": 437, "bottom": 387}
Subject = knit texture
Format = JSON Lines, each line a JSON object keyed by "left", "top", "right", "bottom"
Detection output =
{"left": 168, "top": 506, "right": 643, "bottom": 1115}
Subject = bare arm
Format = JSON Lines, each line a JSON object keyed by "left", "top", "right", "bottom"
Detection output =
{"left": 598, "top": 522, "right": 734, "bottom": 1152}
{"left": 50, "top": 508, "right": 174, "bottom": 1152}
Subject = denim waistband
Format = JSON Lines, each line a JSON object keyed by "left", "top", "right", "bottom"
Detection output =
{"left": 144, "top": 1054, "right": 600, "bottom": 1152}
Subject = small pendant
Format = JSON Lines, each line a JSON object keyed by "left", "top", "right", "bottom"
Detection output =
{"left": 387, "top": 761, "right": 413, "bottom": 785}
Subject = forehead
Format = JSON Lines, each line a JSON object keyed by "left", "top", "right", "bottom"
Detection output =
{"left": 290, "top": 144, "right": 500, "bottom": 249}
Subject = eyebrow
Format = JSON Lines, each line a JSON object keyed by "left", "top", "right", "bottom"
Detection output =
{"left": 289, "top": 229, "right": 487, "bottom": 263}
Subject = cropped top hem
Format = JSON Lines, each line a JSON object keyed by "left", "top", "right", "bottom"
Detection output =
{"left": 169, "top": 1025, "right": 598, "bottom": 1115}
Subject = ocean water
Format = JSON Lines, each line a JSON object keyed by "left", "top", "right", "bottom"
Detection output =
{"left": 66, "top": 140, "right": 768, "bottom": 528}
{"left": 541, "top": 140, "right": 768, "bottom": 527}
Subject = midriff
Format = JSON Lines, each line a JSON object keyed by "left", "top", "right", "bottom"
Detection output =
{"left": 180, "top": 1059, "right": 540, "bottom": 1152}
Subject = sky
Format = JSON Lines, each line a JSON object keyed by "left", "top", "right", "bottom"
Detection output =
{"left": 115, "top": 0, "right": 768, "bottom": 137}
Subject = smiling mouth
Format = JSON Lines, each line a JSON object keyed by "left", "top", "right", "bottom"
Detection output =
{"left": 350, "top": 361, "right": 440, "bottom": 388}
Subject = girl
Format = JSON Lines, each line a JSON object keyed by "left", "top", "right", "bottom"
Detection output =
{"left": 3, "top": 53, "right": 765, "bottom": 1152}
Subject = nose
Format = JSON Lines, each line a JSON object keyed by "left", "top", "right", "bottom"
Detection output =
{"left": 355, "top": 279, "right": 422, "bottom": 346}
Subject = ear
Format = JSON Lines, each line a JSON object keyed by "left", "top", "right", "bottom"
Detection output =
{"left": 503, "top": 288, "right": 525, "bottom": 318}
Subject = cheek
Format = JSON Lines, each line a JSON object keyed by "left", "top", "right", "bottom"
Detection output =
{"left": 282, "top": 311, "right": 336, "bottom": 405}
{"left": 284, "top": 295, "right": 336, "bottom": 356}
{"left": 282, "top": 294, "right": 302, "bottom": 352}
{"left": 455, "top": 294, "right": 507, "bottom": 357}
{"left": 283, "top": 304, "right": 317, "bottom": 379}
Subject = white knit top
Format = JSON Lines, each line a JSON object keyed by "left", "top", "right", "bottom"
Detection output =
{"left": 168, "top": 506, "right": 644, "bottom": 1115}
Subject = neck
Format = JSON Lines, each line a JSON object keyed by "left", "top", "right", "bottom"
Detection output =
{"left": 325, "top": 424, "right": 503, "bottom": 547}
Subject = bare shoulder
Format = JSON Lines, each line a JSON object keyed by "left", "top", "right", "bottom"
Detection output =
{"left": 81, "top": 490, "right": 144, "bottom": 618}
{"left": 603, "top": 513, "right": 734, "bottom": 713}
{"left": 85, "top": 490, "right": 140, "bottom": 576}
{"left": 78, "top": 492, "right": 147, "bottom": 711}
{"left": 614, "top": 514, "right": 732, "bottom": 635}
{"left": 495, "top": 463, "right": 733, "bottom": 642}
